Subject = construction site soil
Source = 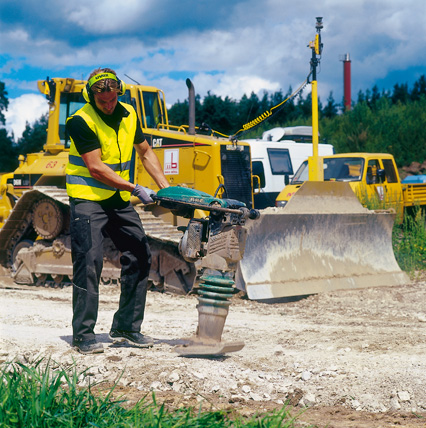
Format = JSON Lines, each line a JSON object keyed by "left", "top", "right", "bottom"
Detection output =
{"left": 1, "top": 270, "right": 426, "bottom": 428}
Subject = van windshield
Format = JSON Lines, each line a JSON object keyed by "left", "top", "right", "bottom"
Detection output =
{"left": 291, "top": 157, "right": 364, "bottom": 184}
{"left": 291, "top": 161, "right": 309, "bottom": 183}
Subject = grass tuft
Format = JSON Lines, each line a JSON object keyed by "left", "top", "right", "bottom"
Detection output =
{"left": 0, "top": 359, "right": 309, "bottom": 428}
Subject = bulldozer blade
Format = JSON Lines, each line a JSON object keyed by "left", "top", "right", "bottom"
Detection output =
{"left": 237, "top": 181, "right": 409, "bottom": 300}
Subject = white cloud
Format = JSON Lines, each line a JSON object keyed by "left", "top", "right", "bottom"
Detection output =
{"left": 4, "top": 94, "right": 48, "bottom": 141}
{"left": 66, "top": 0, "right": 152, "bottom": 34}
{"left": 196, "top": 74, "right": 281, "bottom": 101}
{"left": 1, "top": 0, "right": 426, "bottom": 121}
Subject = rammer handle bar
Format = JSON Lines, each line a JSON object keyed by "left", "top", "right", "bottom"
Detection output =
{"left": 152, "top": 195, "right": 260, "bottom": 220}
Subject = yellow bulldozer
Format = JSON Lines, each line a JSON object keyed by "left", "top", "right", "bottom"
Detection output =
{"left": 0, "top": 76, "right": 253, "bottom": 293}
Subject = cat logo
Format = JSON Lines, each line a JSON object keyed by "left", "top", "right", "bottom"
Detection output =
{"left": 152, "top": 138, "right": 163, "bottom": 147}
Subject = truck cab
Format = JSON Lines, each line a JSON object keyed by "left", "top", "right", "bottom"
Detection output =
{"left": 276, "top": 153, "right": 404, "bottom": 215}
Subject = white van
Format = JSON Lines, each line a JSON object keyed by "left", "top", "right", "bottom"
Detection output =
{"left": 244, "top": 127, "right": 334, "bottom": 209}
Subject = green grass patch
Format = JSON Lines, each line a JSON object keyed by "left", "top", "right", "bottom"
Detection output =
{"left": 0, "top": 359, "right": 308, "bottom": 428}
{"left": 356, "top": 189, "right": 426, "bottom": 275}
{"left": 393, "top": 207, "right": 426, "bottom": 275}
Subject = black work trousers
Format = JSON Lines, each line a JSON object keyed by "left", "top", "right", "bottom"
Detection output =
{"left": 70, "top": 196, "right": 151, "bottom": 342}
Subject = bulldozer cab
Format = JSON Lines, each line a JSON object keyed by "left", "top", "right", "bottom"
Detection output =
{"left": 10, "top": 79, "right": 168, "bottom": 195}
{"left": 33, "top": 78, "right": 252, "bottom": 208}
{"left": 37, "top": 77, "right": 148, "bottom": 150}
{"left": 58, "top": 88, "right": 138, "bottom": 148}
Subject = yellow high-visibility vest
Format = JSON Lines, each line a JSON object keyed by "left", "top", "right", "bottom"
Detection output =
{"left": 66, "top": 102, "right": 136, "bottom": 201}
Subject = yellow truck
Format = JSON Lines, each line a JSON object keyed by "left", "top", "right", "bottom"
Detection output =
{"left": 275, "top": 152, "right": 426, "bottom": 220}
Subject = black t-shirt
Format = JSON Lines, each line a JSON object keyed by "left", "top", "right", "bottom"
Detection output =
{"left": 66, "top": 101, "right": 146, "bottom": 155}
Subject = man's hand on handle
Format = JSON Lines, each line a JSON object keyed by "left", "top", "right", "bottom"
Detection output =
{"left": 132, "top": 184, "right": 156, "bottom": 204}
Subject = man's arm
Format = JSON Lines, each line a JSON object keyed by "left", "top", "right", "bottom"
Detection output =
{"left": 81, "top": 149, "right": 136, "bottom": 192}
{"left": 134, "top": 140, "right": 169, "bottom": 189}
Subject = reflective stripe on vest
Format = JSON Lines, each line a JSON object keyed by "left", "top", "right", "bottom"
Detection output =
{"left": 65, "top": 102, "right": 136, "bottom": 201}
{"left": 68, "top": 155, "right": 132, "bottom": 172}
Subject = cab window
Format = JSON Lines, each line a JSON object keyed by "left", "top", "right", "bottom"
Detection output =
{"left": 60, "top": 90, "right": 133, "bottom": 148}
{"left": 382, "top": 159, "right": 398, "bottom": 183}
{"left": 60, "top": 92, "right": 86, "bottom": 147}
{"left": 141, "top": 92, "right": 163, "bottom": 128}
{"left": 366, "top": 159, "right": 380, "bottom": 184}
{"left": 323, "top": 157, "right": 363, "bottom": 181}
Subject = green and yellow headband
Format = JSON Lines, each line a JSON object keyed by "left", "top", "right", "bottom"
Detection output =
{"left": 88, "top": 72, "right": 118, "bottom": 88}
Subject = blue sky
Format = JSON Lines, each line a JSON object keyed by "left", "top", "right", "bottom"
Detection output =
{"left": 1, "top": 0, "right": 426, "bottom": 139}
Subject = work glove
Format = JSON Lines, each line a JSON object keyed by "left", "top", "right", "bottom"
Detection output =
{"left": 131, "top": 184, "right": 156, "bottom": 204}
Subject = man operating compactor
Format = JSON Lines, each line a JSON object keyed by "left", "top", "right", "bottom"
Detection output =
{"left": 65, "top": 68, "right": 169, "bottom": 354}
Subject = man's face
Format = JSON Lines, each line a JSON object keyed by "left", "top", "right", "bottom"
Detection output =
{"left": 94, "top": 91, "right": 118, "bottom": 115}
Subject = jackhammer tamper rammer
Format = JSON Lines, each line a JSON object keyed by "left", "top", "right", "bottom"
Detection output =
{"left": 152, "top": 187, "right": 260, "bottom": 357}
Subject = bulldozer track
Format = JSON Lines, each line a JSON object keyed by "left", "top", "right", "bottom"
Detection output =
{"left": 0, "top": 188, "right": 195, "bottom": 292}
{"left": 135, "top": 207, "right": 184, "bottom": 244}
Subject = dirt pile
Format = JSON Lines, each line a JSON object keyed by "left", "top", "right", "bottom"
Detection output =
{"left": 401, "top": 160, "right": 426, "bottom": 179}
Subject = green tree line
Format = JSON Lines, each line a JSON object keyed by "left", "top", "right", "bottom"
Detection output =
{"left": 0, "top": 81, "right": 48, "bottom": 173}
{"left": 321, "top": 79, "right": 426, "bottom": 166}
{"left": 1, "top": 75, "right": 426, "bottom": 173}
{"left": 169, "top": 75, "right": 426, "bottom": 168}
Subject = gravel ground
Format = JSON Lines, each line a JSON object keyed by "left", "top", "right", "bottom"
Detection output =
{"left": 1, "top": 272, "right": 426, "bottom": 428}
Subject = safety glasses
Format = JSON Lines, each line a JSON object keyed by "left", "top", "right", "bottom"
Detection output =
{"left": 91, "top": 79, "right": 120, "bottom": 93}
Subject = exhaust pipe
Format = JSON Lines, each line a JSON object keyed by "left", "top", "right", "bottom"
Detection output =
{"left": 186, "top": 78, "right": 195, "bottom": 135}
{"left": 340, "top": 53, "right": 351, "bottom": 111}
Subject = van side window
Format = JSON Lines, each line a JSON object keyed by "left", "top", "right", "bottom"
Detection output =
{"left": 252, "top": 161, "right": 266, "bottom": 188}
{"left": 267, "top": 149, "right": 293, "bottom": 175}
{"left": 382, "top": 159, "right": 398, "bottom": 183}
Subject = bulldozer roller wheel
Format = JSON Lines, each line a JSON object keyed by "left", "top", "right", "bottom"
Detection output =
{"left": 51, "top": 274, "right": 64, "bottom": 286}
{"left": 11, "top": 239, "right": 34, "bottom": 272}
{"left": 32, "top": 198, "right": 64, "bottom": 240}
{"left": 52, "top": 239, "right": 66, "bottom": 258}
{"left": 35, "top": 273, "right": 48, "bottom": 287}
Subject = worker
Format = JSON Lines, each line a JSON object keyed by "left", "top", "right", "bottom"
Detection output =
{"left": 65, "top": 68, "right": 169, "bottom": 354}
